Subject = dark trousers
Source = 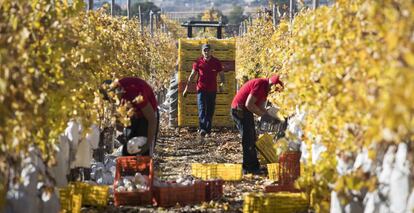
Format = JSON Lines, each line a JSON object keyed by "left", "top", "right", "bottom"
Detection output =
{"left": 122, "top": 109, "right": 159, "bottom": 156}
{"left": 68, "top": 167, "right": 91, "bottom": 181}
{"left": 231, "top": 108, "right": 260, "bottom": 172}
{"left": 197, "top": 91, "right": 216, "bottom": 133}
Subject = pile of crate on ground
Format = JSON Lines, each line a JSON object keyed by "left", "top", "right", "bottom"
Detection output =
{"left": 59, "top": 151, "right": 308, "bottom": 212}
{"left": 58, "top": 156, "right": 227, "bottom": 212}
{"left": 58, "top": 182, "right": 109, "bottom": 213}
{"left": 112, "top": 156, "right": 224, "bottom": 207}
{"left": 177, "top": 38, "right": 236, "bottom": 127}
{"left": 238, "top": 133, "right": 309, "bottom": 213}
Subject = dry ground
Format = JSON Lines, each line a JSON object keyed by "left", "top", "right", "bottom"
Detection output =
{"left": 82, "top": 117, "right": 272, "bottom": 213}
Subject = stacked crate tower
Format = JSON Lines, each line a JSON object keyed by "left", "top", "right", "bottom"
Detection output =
{"left": 177, "top": 38, "right": 236, "bottom": 127}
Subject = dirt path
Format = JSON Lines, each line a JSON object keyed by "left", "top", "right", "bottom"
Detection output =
{"left": 151, "top": 127, "right": 269, "bottom": 212}
{"left": 84, "top": 124, "right": 271, "bottom": 212}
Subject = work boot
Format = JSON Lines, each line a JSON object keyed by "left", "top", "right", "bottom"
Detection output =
{"left": 243, "top": 167, "right": 267, "bottom": 176}
{"left": 199, "top": 129, "right": 207, "bottom": 137}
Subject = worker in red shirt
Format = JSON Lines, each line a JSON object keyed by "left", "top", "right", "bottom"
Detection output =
{"left": 103, "top": 77, "right": 159, "bottom": 157}
{"left": 183, "top": 44, "right": 224, "bottom": 137}
{"left": 231, "top": 75, "right": 284, "bottom": 174}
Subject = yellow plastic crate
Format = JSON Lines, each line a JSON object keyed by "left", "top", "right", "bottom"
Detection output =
{"left": 71, "top": 194, "right": 82, "bottom": 213}
{"left": 191, "top": 163, "right": 217, "bottom": 180}
{"left": 178, "top": 72, "right": 237, "bottom": 86}
{"left": 243, "top": 192, "right": 309, "bottom": 213}
{"left": 218, "top": 80, "right": 236, "bottom": 88}
{"left": 179, "top": 48, "right": 201, "bottom": 54}
{"left": 216, "top": 164, "right": 242, "bottom": 181}
{"left": 178, "top": 94, "right": 231, "bottom": 105}
{"left": 69, "top": 182, "right": 109, "bottom": 207}
{"left": 178, "top": 118, "right": 198, "bottom": 127}
{"left": 215, "top": 105, "right": 231, "bottom": 115}
{"left": 177, "top": 115, "right": 198, "bottom": 123}
{"left": 216, "top": 94, "right": 233, "bottom": 103}
{"left": 191, "top": 163, "right": 242, "bottom": 181}
{"left": 213, "top": 115, "right": 233, "bottom": 125}
{"left": 179, "top": 104, "right": 199, "bottom": 115}
{"left": 256, "top": 134, "right": 278, "bottom": 163}
{"left": 218, "top": 85, "right": 236, "bottom": 94}
{"left": 179, "top": 63, "right": 236, "bottom": 74}
{"left": 178, "top": 94, "right": 196, "bottom": 105}
{"left": 224, "top": 71, "right": 236, "bottom": 79}
{"left": 177, "top": 108, "right": 195, "bottom": 117}
{"left": 178, "top": 71, "right": 190, "bottom": 81}
{"left": 59, "top": 186, "right": 82, "bottom": 213}
{"left": 178, "top": 60, "right": 195, "bottom": 72}
{"left": 258, "top": 153, "right": 269, "bottom": 165}
{"left": 177, "top": 114, "right": 233, "bottom": 127}
{"left": 179, "top": 52, "right": 201, "bottom": 61}
{"left": 179, "top": 38, "right": 207, "bottom": 50}
{"left": 212, "top": 50, "right": 235, "bottom": 61}
{"left": 206, "top": 39, "right": 236, "bottom": 51}
{"left": 83, "top": 185, "right": 109, "bottom": 206}
{"left": 267, "top": 163, "right": 279, "bottom": 181}
{"left": 179, "top": 121, "right": 198, "bottom": 127}
{"left": 59, "top": 186, "right": 74, "bottom": 211}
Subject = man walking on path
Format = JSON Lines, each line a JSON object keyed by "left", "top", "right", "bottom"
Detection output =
{"left": 230, "top": 75, "right": 284, "bottom": 174}
{"left": 183, "top": 44, "right": 225, "bottom": 137}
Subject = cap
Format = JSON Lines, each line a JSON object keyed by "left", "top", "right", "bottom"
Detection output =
{"left": 269, "top": 75, "right": 280, "bottom": 85}
{"left": 201, "top": 44, "right": 211, "bottom": 50}
{"left": 269, "top": 75, "right": 284, "bottom": 88}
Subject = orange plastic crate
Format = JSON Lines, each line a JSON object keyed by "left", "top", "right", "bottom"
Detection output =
{"left": 113, "top": 156, "right": 154, "bottom": 207}
{"left": 278, "top": 152, "right": 301, "bottom": 186}
{"left": 153, "top": 181, "right": 206, "bottom": 207}
{"left": 204, "top": 180, "right": 224, "bottom": 201}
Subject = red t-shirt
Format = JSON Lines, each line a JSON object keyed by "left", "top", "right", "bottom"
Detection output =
{"left": 192, "top": 56, "right": 223, "bottom": 92}
{"left": 231, "top": 78, "right": 270, "bottom": 109}
{"left": 119, "top": 77, "right": 158, "bottom": 118}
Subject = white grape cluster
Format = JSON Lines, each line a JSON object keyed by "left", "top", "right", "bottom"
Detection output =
{"left": 153, "top": 176, "right": 195, "bottom": 187}
{"left": 115, "top": 173, "right": 150, "bottom": 193}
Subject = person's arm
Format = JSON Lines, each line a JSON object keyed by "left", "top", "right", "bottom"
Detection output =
{"left": 183, "top": 69, "right": 197, "bottom": 97}
{"left": 141, "top": 103, "right": 156, "bottom": 156}
{"left": 219, "top": 71, "right": 225, "bottom": 84}
{"left": 220, "top": 69, "right": 225, "bottom": 82}
{"left": 259, "top": 101, "right": 267, "bottom": 112}
{"left": 217, "top": 59, "right": 225, "bottom": 87}
{"left": 245, "top": 94, "right": 268, "bottom": 116}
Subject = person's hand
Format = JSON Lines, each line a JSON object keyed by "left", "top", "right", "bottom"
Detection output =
{"left": 260, "top": 113, "right": 276, "bottom": 123}
{"left": 218, "top": 82, "right": 224, "bottom": 93}
{"left": 182, "top": 86, "right": 188, "bottom": 97}
{"left": 275, "top": 81, "right": 284, "bottom": 92}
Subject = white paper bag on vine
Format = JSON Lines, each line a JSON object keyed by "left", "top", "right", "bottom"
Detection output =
{"left": 389, "top": 143, "right": 410, "bottom": 213}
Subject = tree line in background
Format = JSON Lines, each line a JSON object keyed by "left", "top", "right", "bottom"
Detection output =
{"left": 93, "top": 0, "right": 333, "bottom": 38}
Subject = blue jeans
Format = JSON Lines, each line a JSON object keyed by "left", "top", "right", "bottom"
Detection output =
{"left": 197, "top": 91, "right": 216, "bottom": 133}
{"left": 231, "top": 108, "right": 260, "bottom": 172}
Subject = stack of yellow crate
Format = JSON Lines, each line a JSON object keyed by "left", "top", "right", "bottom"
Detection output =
{"left": 58, "top": 186, "right": 82, "bottom": 213}
{"left": 177, "top": 38, "right": 236, "bottom": 127}
{"left": 243, "top": 192, "right": 309, "bottom": 213}
{"left": 191, "top": 163, "right": 242, "bottom": 181}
